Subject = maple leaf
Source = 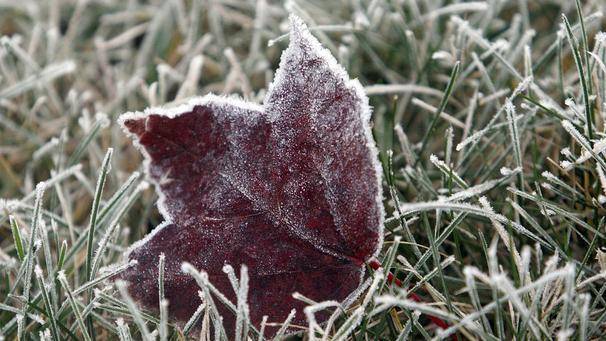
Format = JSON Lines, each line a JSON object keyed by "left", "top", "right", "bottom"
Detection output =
{"left": 118, "top": 15, "right": 384, "bottom": 337}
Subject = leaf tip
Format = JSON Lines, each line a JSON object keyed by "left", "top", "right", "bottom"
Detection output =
{"left": 287, "top": 14, "right": 308, "bottom": 41}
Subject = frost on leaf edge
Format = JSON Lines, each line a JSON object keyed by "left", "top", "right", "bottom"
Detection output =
{"left": 266, "top": 15, "right": 385, "bottom": 261}
{"left": 117, "top": 13, "right": 385, "bottom": 295}
{"left": 117, "top": 94, "right": 263, "bottom": 258}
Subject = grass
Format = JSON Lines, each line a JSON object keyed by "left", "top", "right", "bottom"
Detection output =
{"left": 1, "top": 0, "right": 606, "bottom": 339}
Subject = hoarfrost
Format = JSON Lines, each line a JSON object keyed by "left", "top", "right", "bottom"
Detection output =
{"left": 117, "top": 15, "right": 383, "bottom": 337}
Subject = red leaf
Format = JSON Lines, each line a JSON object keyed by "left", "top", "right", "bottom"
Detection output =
{"left": 118, "top": 15, "right": 384, "bottom": 337}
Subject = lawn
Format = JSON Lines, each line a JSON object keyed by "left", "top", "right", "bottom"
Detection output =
{"left": 1, "top": 0, "right": 606, "bottom": 340}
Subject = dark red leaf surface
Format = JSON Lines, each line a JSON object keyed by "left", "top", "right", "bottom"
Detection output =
{"left": 118, "top": 15, "right": 384, "bottom": 337}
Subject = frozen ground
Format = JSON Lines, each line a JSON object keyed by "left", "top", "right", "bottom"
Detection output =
{"left": 1, "top": 0, "right": 606, "bottom": 340}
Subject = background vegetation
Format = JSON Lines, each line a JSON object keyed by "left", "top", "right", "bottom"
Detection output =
{"left": 1, "top": 0, "right": 606, "bottom": 339}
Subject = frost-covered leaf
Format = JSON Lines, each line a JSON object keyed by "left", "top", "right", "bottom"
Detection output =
{"left": 117, "top": 15, "right": 383, "bottom": 337}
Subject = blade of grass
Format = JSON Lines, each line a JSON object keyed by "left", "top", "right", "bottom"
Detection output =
{"left": 57, "top": 272, "right": 92, "bottom": 341}
{"left": 20, "top": 182, "right": 45, "bottom": 340}
{"left": 35, "top": 267, "right": 60, "bottom": 341}
{"left": 416, "top": 61, "right": 460, "bottom": 164}
{"left": 9, "top": 216, "right": 25, "bottom": 261}
{"left": 85, "top": 148, "right": 113, "bottom": 338}
{"left": 562, "top": 14, "right": 594, "bottom": 140}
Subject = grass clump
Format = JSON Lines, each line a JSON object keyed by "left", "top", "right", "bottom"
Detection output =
{"left": 1, "top": 0, "right": 606, "bottom": 339}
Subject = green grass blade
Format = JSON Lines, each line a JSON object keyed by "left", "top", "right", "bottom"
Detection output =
{"left": 9, "top": 215, "right": 25, "bottom": 261}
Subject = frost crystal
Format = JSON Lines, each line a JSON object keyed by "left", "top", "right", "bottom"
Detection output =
{"left": 117, "top": 15, "right": 383, "bottom": 336}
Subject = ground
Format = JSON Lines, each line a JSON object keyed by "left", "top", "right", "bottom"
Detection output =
{"left": 1, "top": 0, "right": 606, "bottom": 340}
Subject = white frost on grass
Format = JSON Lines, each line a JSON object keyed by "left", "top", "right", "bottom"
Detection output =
{"left": 445, "top": 167, "right": 521, "bottom": 202}
{"left": 4, "top": 1, "right": 606, "bottom": 340}
{"left": 365, "top": 83, "right": 443, "bottom": 97}
{"left": 0, "top": 61, "right": 76, "bottom": 99}
{"left": 422, "top": 2, "right": 488, "bottom": 21}
{"left": 430, "top": 154, "right": 468, "bottom": 188}
{"left": 561, "top": 120, "right": 606, "bottom": 171}
{"left": 456, "top": 77, "right": 532, "bottom": 151}
{"left": 398, "top": 199, "right": 544, "bottom": 246}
